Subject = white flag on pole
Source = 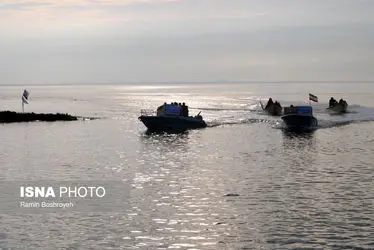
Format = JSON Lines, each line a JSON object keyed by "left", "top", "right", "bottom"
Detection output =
{"left": 22, "top": 89, "right": 30, "bottom": 104}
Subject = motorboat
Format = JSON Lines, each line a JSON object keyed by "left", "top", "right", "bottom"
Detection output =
{"left": 138, "top": 103, "right": 207, "bottom": 132}
{"left": 281, "top": 106, "right": 318, "bottom": 131}
{"left": 327, "top": 101, "right": 348, "bottom": 114}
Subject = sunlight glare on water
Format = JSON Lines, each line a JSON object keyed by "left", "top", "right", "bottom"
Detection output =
{"left": 0, "top": 83, "right": 373, "bottom": 249}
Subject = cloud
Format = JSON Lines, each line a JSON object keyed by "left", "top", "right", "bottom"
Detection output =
{"left": 2, "top": 0, "right": 373, "bottom": 36}
{"left": 0, "top": 0, "right": 178, "bottom": 23}
{"left": 0, "top": 0, "right": 273, "bottom": 41}
{"left": 0, "top": 0, "right": 269, "bottom": 23}
{"left": 1, "top": 0, "right": 374, "bottom": 83}
{"left": 0, "top": 1, "right": 52, "bottom": 10}
{"left": 1, "top": 22, "right": 374, "bottom": 84}
{"left": 0, "top": 0, "right": 175, "bottom": 10}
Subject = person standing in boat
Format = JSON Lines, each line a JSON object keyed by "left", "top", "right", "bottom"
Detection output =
{"left": 181, "top": 102, "right": 189, "bottom": 117}
{"left": 179, "top": 105, "right": 183, "bottom": 115}
{"left": 181, "top": 103, "right": 185, "bottom": 116}
{"left": 265, "top": 98, "right": 273, "bottom": 109}
{"left": 329, "top": 97, "right": 337, "bottom": 107}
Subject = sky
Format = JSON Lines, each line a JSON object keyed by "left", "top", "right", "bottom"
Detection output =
{"left": 1, "top": 0, "right": 374, "bottom": 84}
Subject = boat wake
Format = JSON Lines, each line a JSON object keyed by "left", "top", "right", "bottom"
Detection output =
{"left": 316, "top": 105, "right": 374, "bottom": 129}
{"left": 191, "top": 107, "right": 259, "bottom": 112}
{"left": 207, "top": 118, "right": 277, "bottom": 128}
{"left": 197, "top": 103, "right": 374, "bottom": 130}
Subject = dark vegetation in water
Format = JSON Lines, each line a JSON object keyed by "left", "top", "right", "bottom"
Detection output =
{"left": 0, "top": 111, "right": 78, "bottom": 123}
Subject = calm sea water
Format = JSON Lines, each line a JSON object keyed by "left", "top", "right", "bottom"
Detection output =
{"left": 0, "top": 83, "right": 373, "bottom": 249}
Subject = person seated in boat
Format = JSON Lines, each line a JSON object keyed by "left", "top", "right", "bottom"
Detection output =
{"left": 339, "top": 99, "right": 348, "bottom": 107}
{"left": 157, "top": 103, "right": 167, "bottom": 116}
{"left": 329, "top": 97, "right": 337, "bottom": 107}
{"left": 329, "top": 97, "right": 333, "bottom": 107}
{"left": 274, "top": 101, "right": 281, "bottom": 108}
{"left": 265, "top": 98, "right": 273, "bottom": 109}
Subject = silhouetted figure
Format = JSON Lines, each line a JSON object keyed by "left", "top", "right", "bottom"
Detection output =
{"left": 178, "top": 103, "right": 182, "bottom": 115}
{"left": 181, "top": 103, "right": 187, "bottom": 117}
{"left": 329, "top": 97, "right": 338, "bottom": 107}
{"left": 265, "top": 98, "right": 273, "bottom": 109}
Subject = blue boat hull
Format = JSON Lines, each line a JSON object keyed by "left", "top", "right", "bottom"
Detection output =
{"left": 281, "top": 114, "right": 318, "bottom": 131}
{"left": 139, "top": 116, "right": 207, "bottom": 132}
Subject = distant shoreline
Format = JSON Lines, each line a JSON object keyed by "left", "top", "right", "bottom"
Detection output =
{"left": 0, "top": 111, "right": 78, "bottom": 123}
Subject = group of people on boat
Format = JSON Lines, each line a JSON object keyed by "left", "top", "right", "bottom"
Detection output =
{"left": 329, "top": 97, "right": 347, "bottom": 108}
{"left": 262, "top": 96, "right": 348, "bottom": 116}
{"left": 140, "top": 93, "right": 351, "bottom": 132}
{"left": 263, "top": 98, "right": 283, "bottom": 116}
{"left": 141, "top": 102, "right": 206, "bottom": 132}
{"left": 265, "top": 98, "right": 281, "bottom": 110}
{"left": 157, "top": 102, "right": 189, "bottom": 117}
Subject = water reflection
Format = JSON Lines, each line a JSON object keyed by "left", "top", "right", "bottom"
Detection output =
{"left": 132, "top": 129, "right": 234, "bottom": 249}
{"left": 282, "top": 130, "right": 316, "bottom": 151}
{"left": 143, "top": 129, "right": 189, "bottom": 136}
{"left": 139, "top": 131, "right": 190, "bottom": 152}
{"left": 133, "top": 131, "right": 191, "bottom": 190}
{"left": 280, "top": 130, "right": 318, "bottom": 193}
{"left": 2, "top": 83, "right": 374, "bottom": 249}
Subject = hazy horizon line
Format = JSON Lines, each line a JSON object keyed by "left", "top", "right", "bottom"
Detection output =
{"left": 0, "top": 80, "right": 373, "bottom": 87}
